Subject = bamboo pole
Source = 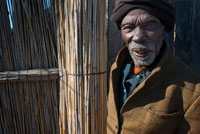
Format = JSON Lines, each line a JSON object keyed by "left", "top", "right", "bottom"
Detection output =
{"left": 55, "top": 0, "right": 107, "bottom": 133}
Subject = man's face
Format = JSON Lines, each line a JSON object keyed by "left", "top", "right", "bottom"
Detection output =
{"left": 121, "top": 9, "right": 165, "bottom": 67}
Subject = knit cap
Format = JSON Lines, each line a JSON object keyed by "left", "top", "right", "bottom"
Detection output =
{"left": 111, "top": 0, "right": 176, "bottom": 32}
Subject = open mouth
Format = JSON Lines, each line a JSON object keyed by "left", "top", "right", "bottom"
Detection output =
{"left": 132, "top": 48, "right": 150, "bottom": 58}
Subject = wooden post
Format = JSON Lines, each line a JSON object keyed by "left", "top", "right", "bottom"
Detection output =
{"left": 55, "top": 0, "right": 107, "bottom": 133}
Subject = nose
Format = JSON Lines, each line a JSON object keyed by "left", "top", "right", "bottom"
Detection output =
{"left": 132, "top": 27, "right": 146, "bottom": 43}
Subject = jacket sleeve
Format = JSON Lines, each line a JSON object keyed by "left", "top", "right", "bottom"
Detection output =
{"left": 178, "top": 95, "right": 200, "bottom": 134}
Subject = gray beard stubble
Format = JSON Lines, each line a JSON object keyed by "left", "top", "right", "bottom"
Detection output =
{"left": 128, "top": 42, "right": 161, "bottom": 67}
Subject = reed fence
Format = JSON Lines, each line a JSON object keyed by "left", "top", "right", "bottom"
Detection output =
{"left": 1, "top": 0, "right": 107, "bottom": 133}
{"left": 0, "top": 0, "right": 59, "bottom": 133}
{"left": 55, "top": 0, "right": 107, "bottom": 133}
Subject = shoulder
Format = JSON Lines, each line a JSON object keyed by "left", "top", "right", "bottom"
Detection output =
{"left": 155, "top": 45, "right": 200, "bottom": 111}
{"left": 170, "top": 54, "right": 200, "bottom": 111}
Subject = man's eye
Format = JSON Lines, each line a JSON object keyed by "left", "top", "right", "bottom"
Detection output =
{"left": 143, "top": 22, "right": 158, "bottom": 30}
{"left": 121, "top": 25, "right": 135, "bottom": 32}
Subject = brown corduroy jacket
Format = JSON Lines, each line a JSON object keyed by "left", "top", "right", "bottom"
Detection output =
{"left": 107, "top": 45, "right": 200, "bottom": 134}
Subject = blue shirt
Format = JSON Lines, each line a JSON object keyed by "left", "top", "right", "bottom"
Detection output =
{"left": 119, "top": 59, "right": 151, "bottom": 109}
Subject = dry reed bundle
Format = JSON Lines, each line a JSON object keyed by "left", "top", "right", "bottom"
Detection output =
{"left": 0, "top": 0, "right": 59, "bottom": 133}
{"left": 55, "top": 0, "right": 107, "bottom": 133}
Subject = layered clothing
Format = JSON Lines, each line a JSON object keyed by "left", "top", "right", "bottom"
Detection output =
{"left": 107, "top": 43, "right": 200, "bottom": 134}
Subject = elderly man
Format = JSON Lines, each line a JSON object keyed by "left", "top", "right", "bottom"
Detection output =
{"left": 107, "top": 0, "right": 200, "bottom": 134}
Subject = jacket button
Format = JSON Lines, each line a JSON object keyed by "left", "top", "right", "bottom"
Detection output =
{"left": 115, "top": 124, "right": 118, "bottom": 129}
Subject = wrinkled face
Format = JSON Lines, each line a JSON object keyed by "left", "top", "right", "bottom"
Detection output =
{"left": 121, "top": 9, "right": 165, "bottom": 67}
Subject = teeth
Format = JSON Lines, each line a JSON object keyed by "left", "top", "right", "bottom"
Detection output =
{"left": 138, "top": 51, "right": 144, "bottom": 54}
{"left": 135, "top": 50, "right": 146, "bottom": 54}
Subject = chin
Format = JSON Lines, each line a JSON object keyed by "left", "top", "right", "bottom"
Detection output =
{"left": 130, "top": 50, "right": 156, "bottom": 66}
{"left": 134, "top": 61, "right": 151, "bottom": 67}
{"left": 132, "top": 56, "right": 155, "bottom": 67}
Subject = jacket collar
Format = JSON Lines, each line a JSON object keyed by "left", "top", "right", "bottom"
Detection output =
{"left": 114, "top": 45, "right": 129, "bottom": 68}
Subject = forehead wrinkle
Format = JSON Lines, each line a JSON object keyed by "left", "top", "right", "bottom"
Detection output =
{"left": 133, "top": 14, "right": 149, "bottom": 26}
{"left": 122, "top": 13, "right": 158, "bottom": 26}
{"left": 122, "top": 8, "right": 161, "bottom": 27}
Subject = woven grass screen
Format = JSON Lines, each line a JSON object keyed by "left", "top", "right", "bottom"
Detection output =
{"left": 0, "top": 0, "right": 59, "bottom": 133}
{"left": 1, "top": 0, "right": 107, "bottom": 133}
{"left": 55, "top": 0, "right": 107, "bottom": 133}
